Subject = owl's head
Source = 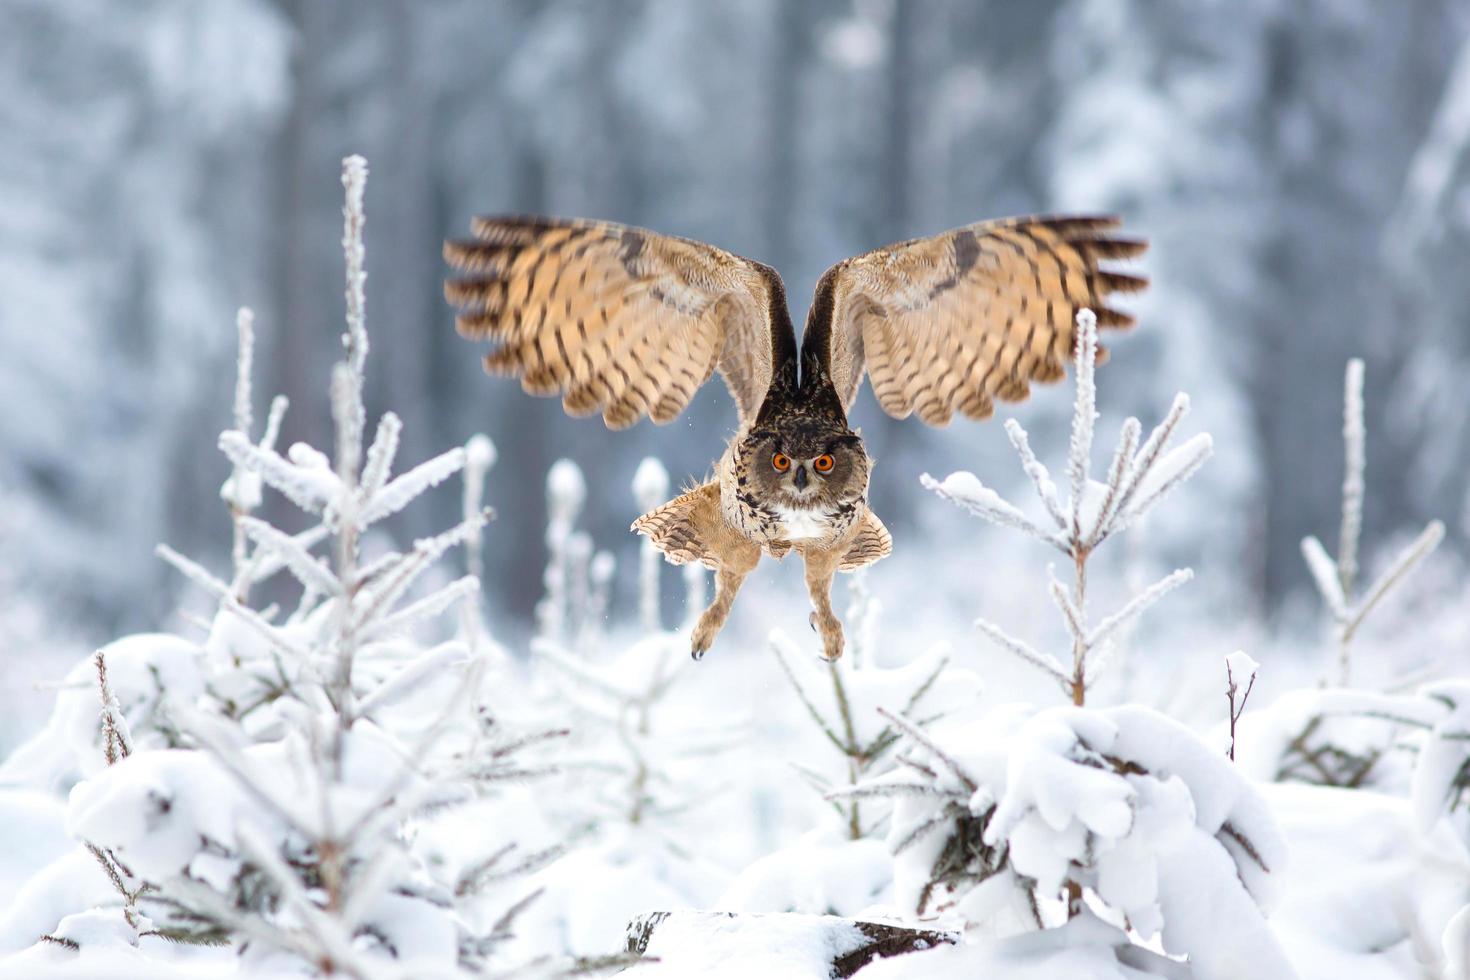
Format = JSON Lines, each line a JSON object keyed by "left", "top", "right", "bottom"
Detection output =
{"left": 740, "top": 419, "right": 868, "bottom": 508}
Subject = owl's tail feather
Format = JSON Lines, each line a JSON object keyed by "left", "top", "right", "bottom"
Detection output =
{"left": 838, "top": 511, "right": 893, "bottom": 571}
{"left": 631, "top": 480, "right": 722, "bottom": 570}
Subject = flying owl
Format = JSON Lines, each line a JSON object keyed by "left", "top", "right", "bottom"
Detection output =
{"left": 444, "top": 215, "right": 1146, "bottom": 661}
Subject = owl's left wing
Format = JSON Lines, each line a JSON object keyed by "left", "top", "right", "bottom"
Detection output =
{"left": 801, "top": 215, "right": 1147, "bottom": 426}
{"left": 445, "top": 216, "right": 795, "bottom": 430}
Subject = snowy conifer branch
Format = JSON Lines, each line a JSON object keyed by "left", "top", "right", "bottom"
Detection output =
{"left": 1090, "top": 416, "right": 1141, "bottom": 542}
{"left": 1004, "top": 419, "right": 1066, "bottom": 530}
{"left": 246, "top": 524, "right": 330, "bottom": 589}
{"left": 218, "top": 432, "right": 336, "bottom": 514}
{"left": 875, "top": 707, "right": 977, "bottom": 792}
{"left": 94, "top": 650, "right": 133, "bottom": 764}
{"left": 157, "top": 543, "right": 313, "bottom": 668}
{"left": 260, "top": 394, "right": 288, "bottom": 451}
{"left": 1047, "top": 568, "right": 1087, "bottom": 649}
{"left": 359, "top": 411, "right": 402, "bottom": 502}
{"left": 769, "top": 631, "right": 848, "bottom": 754}
{"left": 826, "top": 781, "right": 963, "bottom": 801}
{"left": 1339, "top": 358, "right": 1365, "bottom": 594}
{"left": 233, "top": 308, "right": 255, "bottom": 438}
{"left": 365, "top": 575, "right": 479, "bottom": 639}
{"left": 341, "top": 155, "right": 369, "bottom": 376}
{"left": 463, "top": 434, "right": 497, "bottom": 585}
{"left": 889, "top": 806, "right": 964, "bottom": 856}
{"left": 634, "top": 457, "right": 670, "bottom": 632}
{"left": 351, "top": 508, "right": 492, "bottom": 631}
{"left": 1114, "top": 432, "right": 1213, "bottom": 530}
{"left": 974, "top": 616, "right": 1069, "bottom": 687}
{"left": 358, "top": 446, "right": 466, "bottom": 527}
{"left": 1300, "top": 536, "right": 1348, "bottom": 619}
{"left": 1067, "top": 308, "right": 1099, "bottom": 538}
{"left": 920, "top": 472, "right": 1060, "bottom": 547}
{"left": 1348, "top": 520, "right": 1446, "bottom": 639}
{"left": 1116, "top": 393, "right": 1189, "bottom": 511}
{"left": 1086, "top": 568, "right": 1193, "bottom": 650}
{"left": 1300, "top": 357, "right": 1445, "bottom": 685}
{"left": 237, "top": 516, "right": 340, "bottom": 596}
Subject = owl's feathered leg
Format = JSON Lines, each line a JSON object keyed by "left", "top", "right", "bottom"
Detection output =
{"left": 629, "top": 480, "right": 763, "bottom": 660}
{"left": 691, "top": 547, "right": 761, "bottom": 660}
{"left": 801, "top": 546, "right": 845, "bottom": 662}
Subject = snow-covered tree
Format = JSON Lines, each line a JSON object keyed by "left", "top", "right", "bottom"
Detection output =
{"left": 0, "top": 156, "right": 601, "bottom": 979}
{"left": 923, "top": 310, "right": 1209, "bottom": 708}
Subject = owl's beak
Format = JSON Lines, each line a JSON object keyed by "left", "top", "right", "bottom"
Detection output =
{"left": 792, "top": 465, "right": 809, "bottom": 491}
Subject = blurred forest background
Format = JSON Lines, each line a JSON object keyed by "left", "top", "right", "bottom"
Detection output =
{"left": 4, "top": 0, "right": 1470, "bottom": 658}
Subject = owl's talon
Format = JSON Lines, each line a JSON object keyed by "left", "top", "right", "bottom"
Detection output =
{"left": 812, "top": 616, "right": 844, "bottom": 662}
{"left": 690, "top": 616, "right": 719, "bottom": 662}
{"left": 808, "top": 612, "right": 818, "bottom": 633}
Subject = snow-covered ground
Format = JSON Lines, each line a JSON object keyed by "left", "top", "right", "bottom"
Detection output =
{"left": 2, "top": 157, "right": 1467, "bottom": 980}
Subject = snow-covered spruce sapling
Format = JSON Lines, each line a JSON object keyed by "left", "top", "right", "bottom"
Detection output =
{"left": 537, "top": 459, "right": 588, "bottom": 645}
{"left": 923, "top": 308, "right": 1208, "bottom": 708}
{"left": 58, "top": 155, "right": 579, "bottom": 977}
{"left": 39, "top": 651, "right": 164, "bottom": 951}
{"left": 1225, "top": 650, "right": 1258, "bottom": 762}
{"left": 834, "top": 705, "right": 1296, "bottom": 979}
{"left": 771, "top": 624, "right": 978, "bottom": 842}
{"left": 633, "top": 458, "right": 670, "bottom": 633}
{"left": 527, "top": 459, "right": 734, "bottom": 837}
{"left": 459, "top": 433, "right": 497, "bottom": 647}
{"left": 531, "top": 627, "right": 744, "bottom": 834}
{"left": 1300, "top": 358, "right": 1445, "bottom": 687}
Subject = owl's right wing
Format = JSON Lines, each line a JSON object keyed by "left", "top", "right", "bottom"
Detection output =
{"left": 801, "top": 215, "right": 1147, "bottom": 426}
{"left": 445, "top": 216, "right": 796, "bottom": 430}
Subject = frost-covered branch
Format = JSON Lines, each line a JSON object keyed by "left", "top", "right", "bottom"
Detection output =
{"left": 681, "top": 563, "right": 706, "bottom": 632}
{"left": 633, "top": 458, "right": 669, "bottom": 632}
{"left": 1066, "top": 308, "right": 1099, "bottom": 540}
{"left": 1300, "top": 358, "right": 1445, "bottom": 685}
{"left": 1338, "top": 360, "right": 1367, "bottom": 593}
{"left": 974, "top": 615, "right": 1069, "bottom": 687}
{"left": 1225, "top": 651, "right": 1259, "bottom": 762}
{"left": 463, "top": 434, "right": 497, "bottom": 586}
{"left": 94, "top": 650, "right": 133, "bottom": 765}
{"left": 538, "top": 459, "right": 587, "bottom": 644}
{"left": 919, "top": 471, "right": 1060, "bottom": 545}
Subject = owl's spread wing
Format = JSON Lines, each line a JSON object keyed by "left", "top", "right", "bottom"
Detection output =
{"left": 445, "top": 216, "right": 795, "bottom": 430}
{"left": 801, "top": 215, "right": 1147, "bottom": 426}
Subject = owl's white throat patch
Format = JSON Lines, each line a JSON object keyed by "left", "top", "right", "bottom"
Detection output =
{"left": 775, "top": 504, "right": 829, "bottom": 541}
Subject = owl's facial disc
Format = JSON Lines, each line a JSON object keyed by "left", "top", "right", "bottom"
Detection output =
{"left": 744, "top": 424, "right": 866, "bottom": 507}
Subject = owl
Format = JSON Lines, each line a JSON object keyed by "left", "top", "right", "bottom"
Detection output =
{"left": 444, "top": 215, "right": 1146, "bottom": 661}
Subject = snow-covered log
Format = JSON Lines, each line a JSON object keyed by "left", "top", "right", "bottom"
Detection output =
{"left": 623, "top": 910, "right": 957, "bottom": 978}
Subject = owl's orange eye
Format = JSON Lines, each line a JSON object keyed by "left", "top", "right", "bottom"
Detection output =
{"left": 814, "top": 454, "right": 835, "bottom": 473}
{"left": 772, "top": 453, "right": 791, "bottom": 472}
